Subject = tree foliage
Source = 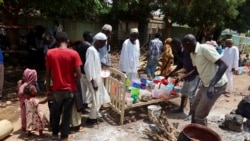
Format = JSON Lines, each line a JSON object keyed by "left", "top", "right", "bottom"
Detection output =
{"left": 186, "top": 0, "right": 245, "bottom": 40}
{"left": 107, "top": 0, "right": 157, "bottom": 45}
{"left": 226, "top": 0, "right": 250, "bottom": 33}
{"left": 0, "top": 0, "right": 110, "bottom": 21}
{"left": 158, "top": 0, "right": 245, "bottom": 40}
{"left": 157, "top": 0, "right": 191, "bottom": 37}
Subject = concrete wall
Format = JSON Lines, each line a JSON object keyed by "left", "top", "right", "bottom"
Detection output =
{"left": 18, "top": 17, "right": 194, "bottom": 46}
{"left": 19, "top": 17, "right": 102, "bottom": 42}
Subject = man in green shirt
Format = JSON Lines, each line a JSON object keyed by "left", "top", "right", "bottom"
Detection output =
{"left": 182, "top": 34, "right": 228, "bottom": 126}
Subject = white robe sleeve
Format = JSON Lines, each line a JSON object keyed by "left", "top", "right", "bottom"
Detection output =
{"left": 233, "top": 47, "right": 239, "bottom": 69}
{"left": 84, "top": 47, "right": 98, "bottom": 82}
{"left": 118, "top": 40, "right": 127, "bottom": 72}
{"left": 136, "top": 39, "right": 140, "bottom": 68}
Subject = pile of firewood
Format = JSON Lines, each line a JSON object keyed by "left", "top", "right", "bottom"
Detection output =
{"left": 138, "top": 52, "right": 163, "bottom": 76}
{"left": 143, "top": 114, "right": 180, "bottom": 141}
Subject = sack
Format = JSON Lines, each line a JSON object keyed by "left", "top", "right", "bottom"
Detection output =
{"left": 224, "top": 114, "right": 243, "bottom": 132}
{"left": 0, "top": 119, "right": 13, "bottom": 140}
{"left": 236, "top": 96, "right": 250, "bottom": 119}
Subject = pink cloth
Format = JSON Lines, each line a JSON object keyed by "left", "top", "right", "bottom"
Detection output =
{"left": 206, "top": 40, "right": 217, "bottom": 47}
{"left": 17, "top": 68, "right": 37, "bottom": 129}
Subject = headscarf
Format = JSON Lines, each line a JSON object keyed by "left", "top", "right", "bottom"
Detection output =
{"left": 18, "top": 68, "right": 37, "bottom": 104}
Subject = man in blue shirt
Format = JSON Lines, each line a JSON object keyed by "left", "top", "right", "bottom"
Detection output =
{"left": 165, "top": 38, "right": 200, "bottom": 121}
{"left": 146, "top": 33, "right": 163, "bottom": 80}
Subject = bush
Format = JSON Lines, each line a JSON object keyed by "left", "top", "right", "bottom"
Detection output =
{"left": 245, "top": 43, "right": 250, "bottom": 54}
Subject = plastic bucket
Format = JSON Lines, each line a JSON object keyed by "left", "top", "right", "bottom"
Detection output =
{"left": 147, "top": 105, "right": 162, "bottom": 122}
{"left": 151, "top": 89, "right": 161, "bottom": 98}
{"left": 126, "top": 97, "right": 133, "bottom": 107}
{"left": 160, "top": 84, "right": 174, "bottom": 95}
{"left": 131, "top": 87, "right": 139, "bottom": 95}
{"left": 140, "top": 77, "right": 147, "bottom": 84}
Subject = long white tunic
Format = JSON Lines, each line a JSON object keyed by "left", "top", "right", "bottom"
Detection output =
{"left": 84, "top": 46, "right": 111, "bottom": 118}
{"left": 118, "top": 39, "right": 140, "bottom": 80}
{"left": 221, "top": 46, "right": 239, "bottom": 92}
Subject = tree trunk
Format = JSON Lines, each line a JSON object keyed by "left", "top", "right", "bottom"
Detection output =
{"left": 164, "top": 21, "right": 172, "bottom": 39}
{"left": 1, "top": 5, "right": 20, "bottom": 65}
{"left": 213, "top": 27, "right": 222, "bottom": 41}
{"left": 138, "top": 18, "right": 149, "bottom": 49}
{"left": 6, "top": 17, "right": 19, "bottom": 50}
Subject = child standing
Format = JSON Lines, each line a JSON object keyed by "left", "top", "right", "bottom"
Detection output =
{"left": 24, "top": 84, "right": 49, "bottom": 137}
{"left": 17, "top": 68, "right": 38, "bottom": 131}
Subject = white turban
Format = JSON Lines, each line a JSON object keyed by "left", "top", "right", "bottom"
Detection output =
{"left": 102, "top": 24, "right": 112, "bottom": 31}
{"left": 130, "top": 28, "right": 139, "bottom": 33}
{"left": 94, "top": 32, "right": 107, "bottom": 40}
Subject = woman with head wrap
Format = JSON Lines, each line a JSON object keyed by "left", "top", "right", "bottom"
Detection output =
{"left": 17, "top": 68, "right": 37, "bottom": 130}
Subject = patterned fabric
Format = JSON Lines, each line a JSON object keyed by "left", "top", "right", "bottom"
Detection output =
{"left": 148, "top": 38, "right": 163, "bottom": 61}
{"left": 25, "top": 97, "right": 48, "bottom": 131}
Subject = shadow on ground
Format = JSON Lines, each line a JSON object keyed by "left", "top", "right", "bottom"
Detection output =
{"left": 99, "top": 101, "right": 187, "bottom": 126}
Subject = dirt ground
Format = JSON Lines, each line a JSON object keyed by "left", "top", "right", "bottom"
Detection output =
{"left": 1, "top": 62, "right": 250, "bottom": 141}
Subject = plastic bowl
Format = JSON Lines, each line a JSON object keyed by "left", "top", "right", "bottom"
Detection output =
{"left": 177, "top": 123, "right": 221, "bottom": 141}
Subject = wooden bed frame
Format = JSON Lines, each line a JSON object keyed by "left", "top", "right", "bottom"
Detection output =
{"left": 104, "top": 67, "right": 178, "bottom": 125}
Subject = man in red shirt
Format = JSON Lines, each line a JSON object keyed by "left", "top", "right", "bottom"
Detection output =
{"left": 45, "top": 32, "right": 82, "bottom": 141}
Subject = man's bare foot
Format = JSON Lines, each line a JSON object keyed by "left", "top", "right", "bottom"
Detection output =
{"left": 78, "top": 126, "right": 85, "bottom": 132}
{"left": 224, "top": 92, "right": 231, "bottom": 97}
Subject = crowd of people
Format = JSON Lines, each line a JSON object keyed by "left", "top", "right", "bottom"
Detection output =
{"left": 16, "top": 24, "right": 119, "bottom": 141}
{"left": 146, "top": 33, "right": 249, "bottom": 126}
{"left": 11, "top": 22, "right": 250, "bottom": 141}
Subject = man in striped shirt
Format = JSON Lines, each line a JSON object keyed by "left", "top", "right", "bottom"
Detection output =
{"left": 146, "top": 33, "right": 163, "bottom": 80}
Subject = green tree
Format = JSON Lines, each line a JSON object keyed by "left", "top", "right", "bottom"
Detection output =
{"left": 185, "top": 0, "right": 245, "bottom": 41}
{"left": 0, "top": 0, "right": 109, "bottom": 49}
{"left": 158, "top": 0, "right": 191, "bottom": 38}
{"left": 107, "top": 0, "right": 157, "bottom": 47}
{"left": 226, "top": 0, "right": 250, "bottom": 33}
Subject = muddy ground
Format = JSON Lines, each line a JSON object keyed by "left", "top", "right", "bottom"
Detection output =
{"left": 1, "top": 61, "right": 250, "bottom": 141}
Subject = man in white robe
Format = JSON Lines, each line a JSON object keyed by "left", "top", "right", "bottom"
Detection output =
{"left": 84, "top": 32, "right": 111, "bottom": 124}
{"left": 75, "top": 31, "right": 93, "bottom": 108}
{"left": 221, "top": 39, "right": 239, "bottom": 96}
{"left": 118, "top": 28, "right": 140, "bottom": 80}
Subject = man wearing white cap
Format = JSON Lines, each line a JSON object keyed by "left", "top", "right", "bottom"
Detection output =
{"left": 84, "top": 32, "right": 111, "bottom": 125}
{"left": 118, "top": 28, "right": 140, "bottom": 80}
{"left": 98, "top": 24, "right": 112, "bottom": 67}
{"left": 221, "top": 39, "right": 239, "bottom": 97}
